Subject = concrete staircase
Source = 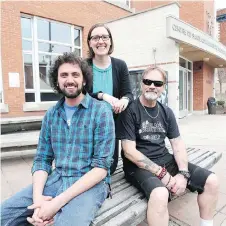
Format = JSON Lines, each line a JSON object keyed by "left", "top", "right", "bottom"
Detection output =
{"left": 1, "top": 116, "right": 42, "bottom": 159}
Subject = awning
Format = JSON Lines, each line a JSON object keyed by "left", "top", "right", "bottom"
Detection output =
{"left": 166, "top": 16, "right": 226, "bottom": 68}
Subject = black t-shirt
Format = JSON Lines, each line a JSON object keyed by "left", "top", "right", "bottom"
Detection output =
{"left": 116, "top": 98, "right": 180, "bottom": 171}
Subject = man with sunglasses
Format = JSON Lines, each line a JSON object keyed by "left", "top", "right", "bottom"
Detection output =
{"left": 117, "top": 66, "right": 218, "bottom": 226}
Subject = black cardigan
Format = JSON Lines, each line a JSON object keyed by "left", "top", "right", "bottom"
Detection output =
{"left": 86, "top": 57, "right": 133, "bottom": 104}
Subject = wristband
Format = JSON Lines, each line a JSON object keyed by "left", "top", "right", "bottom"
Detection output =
{"left": 121, "top": 96, "right": 130, "bottom": 101}
{"left": 99, "top": 92, "right": 104, "bottom": 100}
{"left": 157, "top": 167, "right": 167, "bottom": 180}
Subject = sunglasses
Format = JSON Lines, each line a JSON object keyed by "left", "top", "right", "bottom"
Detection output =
{"left": 142, "top": 79, "right": 164, "bottom": 87}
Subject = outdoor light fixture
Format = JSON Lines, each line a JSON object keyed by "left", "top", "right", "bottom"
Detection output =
{"left": 203, "top": 57, "right": 209, "bottom": 62}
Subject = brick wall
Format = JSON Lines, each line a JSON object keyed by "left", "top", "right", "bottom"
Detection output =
{"left": 203, "top": 62, "right": 214, "bottom": 109}
{"left": 217, "top": 8, "right": 226, "bottom": 46}
{"left": 131, "top": 0, "right": 151, "bottom": 11}
{"left": 193, "top": 61, "right": 204, "bottom": 111}
{"left": 132, "top": 0, "right": 214, "bottom": 33}
{"left": 193, "top": 61, "right": 214, "bottom": 111}
{"left": 1, "top": 1, "right": 130, "bottom": 117}
{"left": 217, "top": 8, "right": 226, "bottom": 15}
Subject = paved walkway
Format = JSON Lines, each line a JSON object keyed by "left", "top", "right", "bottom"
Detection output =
{"left": 1, "top": 115, "right": 226, "bottom": 225}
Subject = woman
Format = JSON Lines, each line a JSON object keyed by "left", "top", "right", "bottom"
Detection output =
{"left": 86, "top": 23, "right": 133, "bottom": 174}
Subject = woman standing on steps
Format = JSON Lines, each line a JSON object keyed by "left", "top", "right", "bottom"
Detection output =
{"left": 86, "top": 23, "right": 133, "bottom": 174}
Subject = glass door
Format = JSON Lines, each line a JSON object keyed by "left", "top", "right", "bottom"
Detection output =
{"left": 179, "top": 68, "right": 188, "bottom": 118}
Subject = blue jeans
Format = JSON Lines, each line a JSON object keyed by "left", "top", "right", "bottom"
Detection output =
{"left": 1, "top": 178, "right": 108, "bottom": 226}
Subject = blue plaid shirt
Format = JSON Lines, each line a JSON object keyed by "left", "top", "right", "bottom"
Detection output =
{"left": 32, "top": 93, "right": 115, "bottom": 193}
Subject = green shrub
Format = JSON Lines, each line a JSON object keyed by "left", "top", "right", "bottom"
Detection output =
{"left": 217, "top": 100, "right": 225, "bottom": 106}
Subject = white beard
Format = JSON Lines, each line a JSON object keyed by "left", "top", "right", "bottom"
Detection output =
{"left": 144, "top": 92, "right": 158, "bottom": 101}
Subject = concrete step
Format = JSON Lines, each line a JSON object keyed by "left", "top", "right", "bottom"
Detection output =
{"left": 1, "top": 149, "right": 36, "bottom": 160}
{"left": 1, "top": 130, "right": 39, "bottom": 153}
{"left": 1, "top": 116, "right": 43, "bottom": 134}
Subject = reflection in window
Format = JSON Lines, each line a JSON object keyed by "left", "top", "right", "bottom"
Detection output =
{"left": 74, "top": 48, "right": 81, "bottom": 57}
{"left": 21, "top": 17, "right": 32, "bottom": 38}
{"left": 25, "top": 93, "right": 35, "bottom": 102}
{"left": 21, "top": 15, "right": 82, "bottom": 102}
{"left": 24, "top": 54, "right": 34, "bottom": 89}
{"left": 41, "top": 92, "right": 62, "bottom": 101}
{"left": 129, "top": 70, "right": 143, "bottom": 99}
{"left": 74, "top": 29, "right": 80, "bottom": 46}
{"left": 38, "top": 42, "right": 71, "bottom": 53}
{"left": 37, "top": 19, "right": 49, "bottom": 40}
{"left": 39, "top": 54, "right": 54, "bottom": 90}
{"left": 22, "top": 40, "right": 32, "bottom": 51}
{"left": 179, "top": 57, "right": 186, "bottom": 68}
{"left": 37, "top": 19, "right": 71, "bottom": 43}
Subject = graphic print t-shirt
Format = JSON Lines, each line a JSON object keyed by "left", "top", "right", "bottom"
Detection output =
{"left": 116, "top": 98, "right": 180, "bottom": 171}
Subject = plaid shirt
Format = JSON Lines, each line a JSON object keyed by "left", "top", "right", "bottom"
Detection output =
{"left": 32, "top": 93, "right": 115, "bottom": 192}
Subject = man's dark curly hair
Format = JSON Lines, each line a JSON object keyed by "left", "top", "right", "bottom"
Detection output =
{"left": 49, "top": 52, "right": 92, "bottom": 94}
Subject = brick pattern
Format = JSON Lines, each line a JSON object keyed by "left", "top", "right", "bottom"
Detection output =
{"left": 217, "top": 8, "right": 226, "bottom": 46}
{"left": 203, "top": 62, "right": 214, "bottom": 109}
{"left": 1, "top": 1, "right": 130, "bottom": 117}
{"left": 132, "top": 0, "right": 214, "bottom": 33}
{"left": 217, "top": 8, "right": 226, "bottom": 16}
{"left": 193, "top": 61, "right": 214, "bottom": 111}
{"left": 193, "top": 61, "right": 204, "bottom": 111}
{"left": 219, "top": 21, "right": 226, "bottom": 46}
{"left": 131, "top": 1, "right": 151, "bottom": 11}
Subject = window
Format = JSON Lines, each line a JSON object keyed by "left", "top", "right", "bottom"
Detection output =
{"left": 21, "top": 15, "right": 82, "bottom": 102}
{"left": 129, "top": 70, "right": 143, "bottom": 99}
{"left": 129, "top": 70, "right": 168, "bottom": 106}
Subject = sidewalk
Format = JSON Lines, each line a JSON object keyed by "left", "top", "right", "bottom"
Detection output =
{"left": 1, "top": 115, "right": 226, "bottom": 225}
{"left": 168, "top": 115, "right": 226, "bottom": 226}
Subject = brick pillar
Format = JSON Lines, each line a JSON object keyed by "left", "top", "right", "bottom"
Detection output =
{"left": 193, "top": 61, "right": 214, "bottom": 112}
{"left": 193, "top": 61, "right": 204, "bottom": 111}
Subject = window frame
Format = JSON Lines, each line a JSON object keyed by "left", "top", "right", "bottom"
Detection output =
{"left": 21, "top": 14, "right": 83, "bottom": 103}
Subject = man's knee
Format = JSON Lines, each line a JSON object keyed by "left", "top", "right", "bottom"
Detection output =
{"left": 204, "top": 173, "right": 219, "bottom": 194}
{"left": 149, "top": 187, "right": 169, "bottom": 208}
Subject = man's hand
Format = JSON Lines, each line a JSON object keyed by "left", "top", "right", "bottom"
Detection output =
{"left": 161, "top": 173, "right": 176, "bottom": 192}
{"left": 171, "top": 174, "right": 187, "bottom": 196}
{"left": 113, "top": 98, "right": 129, "bottom": 114}
{"left": 27, "top": 195, "right": 54, "bottom": 225}
{"left": 28, "top": 198, "right": 61, "bottom": 222}
{"left": 27, "top": 216, "right": 54, "bottom": 226}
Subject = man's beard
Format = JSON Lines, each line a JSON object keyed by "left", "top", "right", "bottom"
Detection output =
{"left": 60, "top": 86, "right": 83, "bottom": 99}
{"left": 144, "top": 91, "right": 158, "bottom": 101}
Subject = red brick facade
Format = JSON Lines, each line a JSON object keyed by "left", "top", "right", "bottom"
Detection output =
{"left": 217, "top": 8, "right": 226, "bottom": 46}
{"left": 193, "top": 62, "right": 214, "bottom": 111}
{"left": 1, "top": 1, "right": 130, "bottom": 117}
{"left": 134, "top": 0, "right": 215, "bottom": 34}
{"left": 0, "top": 1, "right": 221, "bottom": 117}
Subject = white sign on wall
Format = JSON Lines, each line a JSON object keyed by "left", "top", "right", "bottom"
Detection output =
{"left": 9, "top": 72, "right": 20, "bottom": 87}
{"left": 166, "top": 16, "right": 226, "bottom": 61}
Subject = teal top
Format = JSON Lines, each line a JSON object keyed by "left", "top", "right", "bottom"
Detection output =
{"left": 92, "top": 64, "right": 113, "bottom": 96}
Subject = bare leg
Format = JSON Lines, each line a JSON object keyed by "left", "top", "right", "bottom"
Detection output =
{"left": 197, "top": 174, "right": 219, "bottom": 220}
{"left": 147, "top": 187, "right": 169, "bottom": 226}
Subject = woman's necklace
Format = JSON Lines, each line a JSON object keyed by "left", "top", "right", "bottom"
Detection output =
{"left": 141, "top": 102, "right": 159, "bottom": 119}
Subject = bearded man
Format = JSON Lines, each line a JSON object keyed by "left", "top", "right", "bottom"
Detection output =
{"left": 117, "top": 66, "right": 219, "bottom": 226}
{"left": 1, "top": 53, "right": 115, "bottom": 226}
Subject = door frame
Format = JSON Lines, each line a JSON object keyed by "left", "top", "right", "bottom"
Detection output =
{"left": 179, "top": 56, "right": 193, "bottom": 118}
